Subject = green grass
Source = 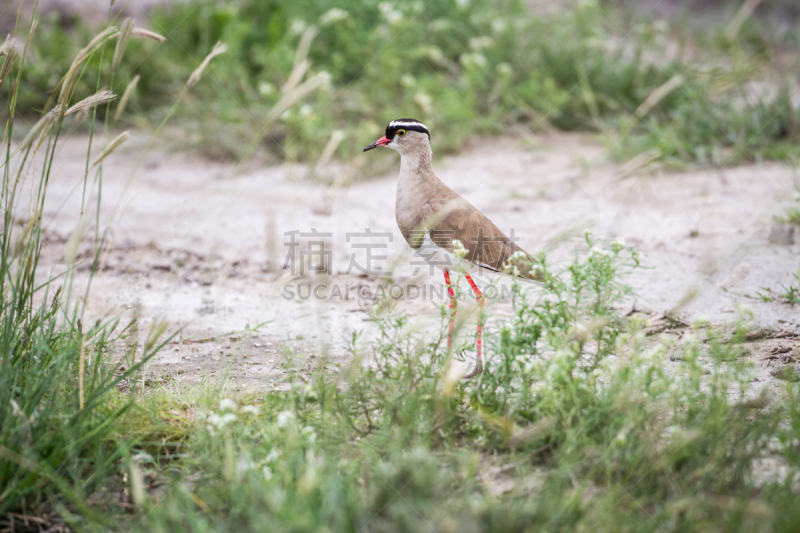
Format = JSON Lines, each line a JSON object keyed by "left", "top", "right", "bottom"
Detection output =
{"left": 12, "top": 0, "right": 800, "bottom": 167}
{"left": 0, "top": 12, "right": 195, "bottom": 529}
{"left": 758, "top": 266, "right": 800, "bottom": 306}
{"left": 784, "top": 208, "right": 800, "bottom": 226}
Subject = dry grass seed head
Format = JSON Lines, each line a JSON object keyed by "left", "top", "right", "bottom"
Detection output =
{"left": 113, "top": 18, "right": 134, "bottom": 72}
{"left": 92, "top": 130, "right": 130, "bottom": 166}
{"left": 294, "top": 26, "right": 317, "bottom": 68}
{"left": 57, "top": 25, "right": 163, "bottom": 116}
{"left": 58, "top": 26, "right": 119, "bottom": 113}
{"left": 115, "top": 74, "right": 140, "bottom": 122}
{"left": 265, "top": 72, "right": 327, "bottom": 125}
{"left": 0, "top": 35, "right": 15, "bottom": 56}
{"left": 187, "top": 41, "right": 228, "bottom": 89}
{"left": 130, "top": 28, "right": 166, "bottom": 42}
{"left": 65, "top": 89, "right": 116, "bottom": 116}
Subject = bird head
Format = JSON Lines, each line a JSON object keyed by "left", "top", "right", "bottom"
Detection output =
{"left": 363, "top": 118, "right": 430, "bottom": 156}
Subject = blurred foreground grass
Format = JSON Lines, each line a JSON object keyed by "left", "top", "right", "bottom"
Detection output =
{"left": 14, "top": 0, "right": 800, "bottom": 167}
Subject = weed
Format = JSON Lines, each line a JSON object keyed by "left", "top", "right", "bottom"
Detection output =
{"left": 783, "top": 208, "right": 800, "bottom": 226}
{"left": 0, "top": 12, "right": 191, "bottom": 529}
{"left": 758, "top": 267, "right": 800, "bottom": 305}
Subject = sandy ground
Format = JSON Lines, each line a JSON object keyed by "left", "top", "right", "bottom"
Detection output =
{"left": 35, "top": 129, "right": 800, "bottom": 392}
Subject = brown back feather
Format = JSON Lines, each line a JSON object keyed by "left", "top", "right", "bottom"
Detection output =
{"left": 426, "top": 194, "right": 542, "bottom": 281}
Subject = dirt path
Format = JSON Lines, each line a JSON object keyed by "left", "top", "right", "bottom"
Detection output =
{"left": 38, "top": 130, "right": 799, "bottom": 392}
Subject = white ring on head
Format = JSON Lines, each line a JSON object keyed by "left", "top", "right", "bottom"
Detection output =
{"left": 389, "top": 120, "right": 428, "bottom": 132}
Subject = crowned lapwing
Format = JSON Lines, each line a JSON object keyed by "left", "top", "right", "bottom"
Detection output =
{"left": 364, "top": 118, "right": 541, "bottom": 378}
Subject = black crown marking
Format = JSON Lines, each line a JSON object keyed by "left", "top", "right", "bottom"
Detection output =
{"left": 385, "top": 118, "right": 430, "bottom": 139}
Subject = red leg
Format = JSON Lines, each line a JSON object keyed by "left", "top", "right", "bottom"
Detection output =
{"left": 463, "top": 273, "right": 484, "bottom": 378}
{"left": 443, "top": 269, "right": 457, "bottom": 350}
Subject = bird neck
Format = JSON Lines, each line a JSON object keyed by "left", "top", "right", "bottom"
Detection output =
{"left": 399, "top": 143, "right": 434, "bottom": 176}
{"left": 396, "top": 143, "right": 439, "bottom": 219}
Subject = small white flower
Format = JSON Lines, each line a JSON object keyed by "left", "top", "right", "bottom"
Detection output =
{"left": 205, "top": 413, "right": 221, "bottom": 434}
{"left": 491, "top": 19, "right": 507, "bottom": 33}
{"left": 496, "top": 62, "right": 513, "bottom": 77}
{"left": 205, "top": 412, "right": 238, "bottom": 431}
{"left": 378, "top": 2, "right": 402, "bottom": 24}
{"left": 589, "top": 246, "right": 611, "bottom": 258}
{"left": 220, "top": 413, "right": 238, "bottom": 425}
{"left": 277, "top": 410, "right": 295, "bottom": 427}
{"left": 426, "top": 47, "right": 445, "bottom": 62}
{"left": 266, "top": 448, "right": 281, "bottom": 462}
{"left": 429, "top": 19, "right": 450, "bottom": 32}
{"left": 262, "top": 466, "right": 273, "bottom": 480}
{"left": 452, "top": 239, "right": 468, "bottom": 258}
{"left": 302, "top": 426, "right": 317, "bottom": 443}
{"left": 219, "top": 398, "right": 237, "bottom": 412}
{"left": 469, "top": 36, "right": 494, "bottom": 51}
{"left": 459, "top": 53, "right": 487, "bottom": 69}
{"left": 400, "top": 73, "right": 416, "bottom": 87}
{"left": 258, "top": 81, "right": 274, "bottom": 96}
{"left": 289, "top": 20, "right": 307, "bottom": 36}
{"left": 319, "top": 8, "right": 348, "bottom": 25}
{"left": 240, "top": 405, "right": 260, "bottom": 415}
{"left": 299, "top": 104, "right": 313, "bottom": 117}
{"left": 237, "top": 456, "right": 255, "bottom": 474}
{"left": 317, "top": 71, "right": 332, "bottom": 88}
{"left": 504, "top": 251, "right": 528, "bottom": 276}
{"left": 610, "top": 239, "right": 626, "bottom": 253}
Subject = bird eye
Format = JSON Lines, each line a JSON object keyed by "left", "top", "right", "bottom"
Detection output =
{"left": 397, "top": 129, "right": 406, "bottom": 137}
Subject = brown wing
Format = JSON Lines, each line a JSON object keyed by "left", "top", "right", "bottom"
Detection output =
{"left": 427, "top": 195, "right": 542, "bottom": 281}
